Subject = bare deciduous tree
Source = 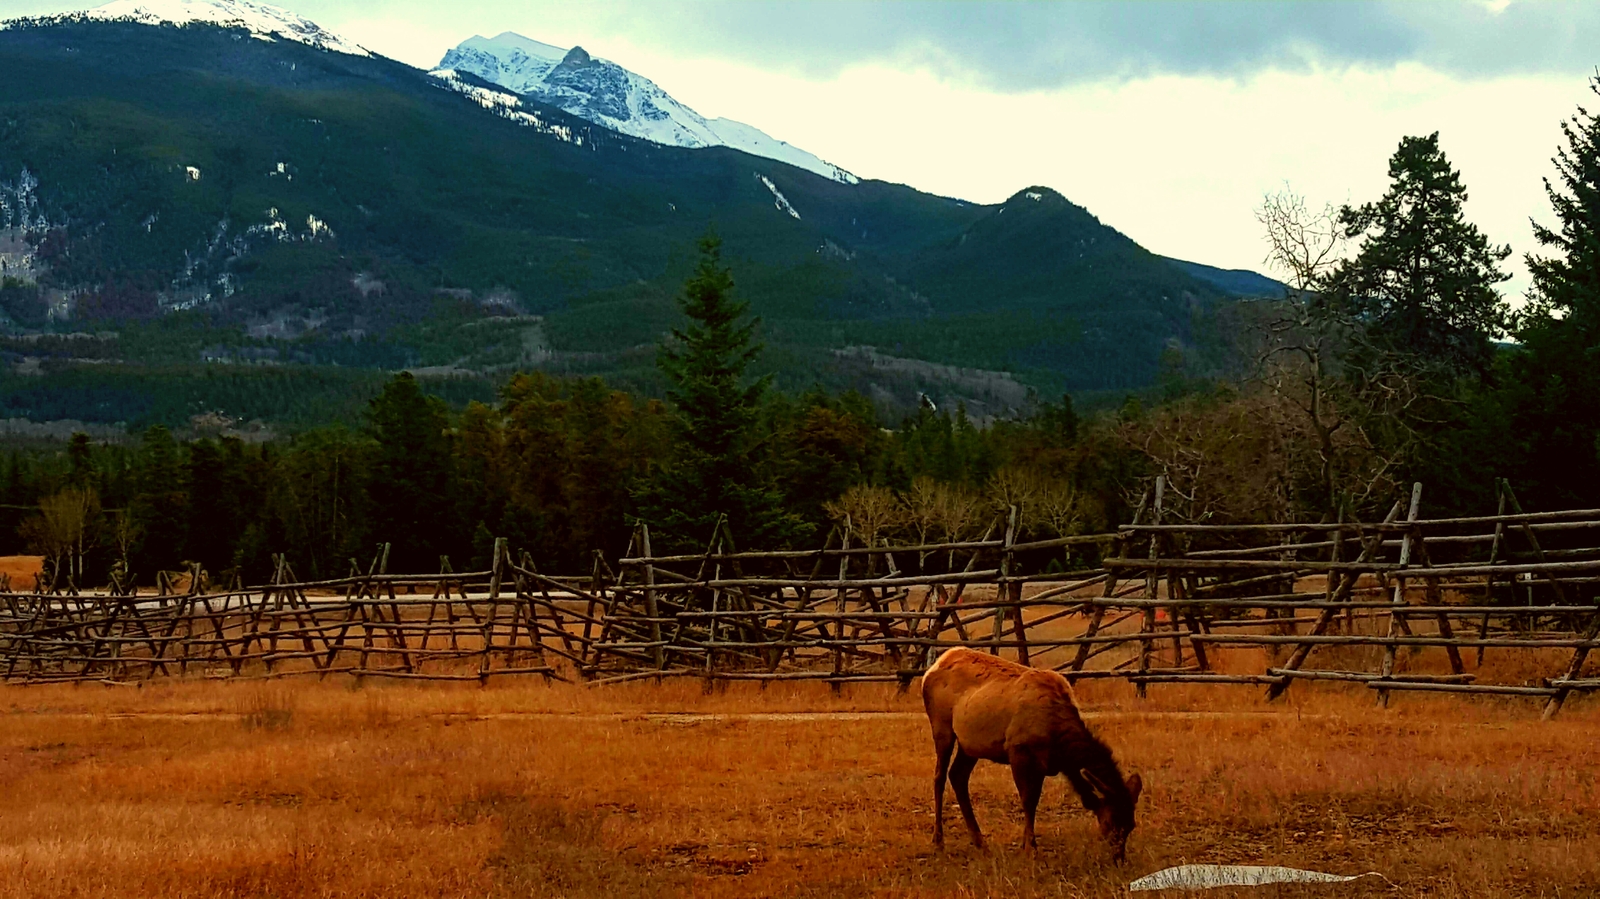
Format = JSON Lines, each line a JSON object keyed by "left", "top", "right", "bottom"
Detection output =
{"left": 1115, "top": 394, "right": 1295, "bottom": 526}
{"left": 1257, "top": 187, "right": 1345, "bottom": 296}
{"left": 1255, "top": 188, "right": 1356, "bottom": 515}
{"left": 1245, "top": 186, "right": 1421, "bottom": 518}
{"left": 108, "top": 510, "right": 140, "bottom": 593}
{"left": 21, "top": 488, "right": 99, "bottom": 593}
{"left": 986, "top": 466, "right": 1043, "bottom": 533}
{"left": 901, "top": 477, "right": 942, "bottom": 550}
{"left": 1036, "top": 477, "right": 1085, "bottom": 539}
{"left": 824, "top": 484, "right": 905, "bottom": 548}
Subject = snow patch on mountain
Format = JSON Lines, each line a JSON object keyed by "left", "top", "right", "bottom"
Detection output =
{"left": 438, "top": 33, "right": 857, "bottom": 184}
{"left": 0, "top": 168, "right": 49, "bottom": 233}
{"left": 165, "top": 205, "right": 336, "bottom": 310}
{"left": 757, "top": 174, "right": 800, "bottom": 220}
{"left": 428, "top": 70, "right": 583, "bottom": 146}
{"left": 0, "top": 168, "right": 55, "bottom": 286}
{"left": 441, "top": 33, "right": 566, "bottom": 94}
{"left": 79, "top": 0, "right": 369, "bottom": 56}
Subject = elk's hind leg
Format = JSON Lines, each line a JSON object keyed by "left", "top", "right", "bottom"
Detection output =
{"left": 932, "top": 731, "right": 955, "bottom": 848}
{"left": 950, "top": 746, "right": 984, "bottom": 849}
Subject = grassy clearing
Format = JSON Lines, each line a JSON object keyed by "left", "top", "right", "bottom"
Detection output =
{"left": 0, "top": 677, "right": 1594, "bottom": 898}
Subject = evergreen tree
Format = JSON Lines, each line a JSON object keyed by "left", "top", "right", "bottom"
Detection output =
{"left": 771, "top": 391, "right": 882, "bottom": 530}
{"left": 184, "top": 437, "right": 259, "bottom": 577}
{"left": 1328, "top": 132, "right": 1511, "bottom": 375}
{"left": 66, "top": 433, "right": 95, "bottom": 491}
{"left": 366, "top": 372, "right": 459, "bottom": 570}
{"left": 130, "top": 426, "right": 188, "bottom": 574}
{"left": 1505, "top": 78, "right": 1600, "bottom": 506}
{"left": 889, "top": 404, "right": 995, "bottom": 488}
{"left": 4, "top": 450, "right": 22, "bottom": 508}
{"left": 271, "top": 427, "right": 372, "bottom": 578}
{"left": 645, "top": 235, "right": 799, "bottom": 547}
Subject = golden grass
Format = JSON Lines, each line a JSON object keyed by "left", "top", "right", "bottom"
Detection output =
{"left": 0, "top": 555, "right": 43, "bottom": 587}
{"left": 0, "top": 675, "right": 1595, "bottom": 898}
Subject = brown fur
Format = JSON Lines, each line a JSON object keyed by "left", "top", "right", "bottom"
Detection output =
{"left": 919, "top": 647, "right": 1143, "bottom": 859}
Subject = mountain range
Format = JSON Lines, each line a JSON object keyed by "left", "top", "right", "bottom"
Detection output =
{"left": 0, "top": 0, "right": 1281, "bottom": 431}
{"left": 437, "top": 33, "right": 858, "bottom": 184}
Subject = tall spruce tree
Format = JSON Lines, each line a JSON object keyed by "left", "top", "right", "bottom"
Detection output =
{"left": 130, "top": 426, "right": 188, "bottom": 573}
{"left": 1329, "top": 132, "right": 1511, "bottom": 375}
{"left": 1507, "top": 78, "right": 1600, "bottom": 505}
{"left": 367, "top": 372, "right": 459, "bottom": 570}
{"left": 646, "top": 235, "right": 798, "bottom": 547}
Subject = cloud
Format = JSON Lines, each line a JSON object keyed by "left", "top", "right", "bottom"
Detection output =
{"left": 613, "top": 1, "right": 1415, "bottom": 88}
{"left": 3, "top": 0, "right": 1595, "bottom": 87}
{"left": 583, "top": 1, "right": 1600, "bottom": 90}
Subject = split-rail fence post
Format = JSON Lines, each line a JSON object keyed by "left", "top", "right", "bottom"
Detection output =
{"left": 1377, "top": 483, "right": 1424, "bottom": 707}
{"left": 1136, "top": 475, "right": 1165, "bottom": 699}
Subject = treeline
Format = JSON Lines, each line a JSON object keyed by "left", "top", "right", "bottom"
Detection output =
{"left": 0, "top": 370, "right": 1114, "bottom": 588}
{"left": 0, "top": 362, "right": 497, "bottom": 432}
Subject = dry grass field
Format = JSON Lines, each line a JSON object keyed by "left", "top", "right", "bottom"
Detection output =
{"left": 0, "top": 555, "right": 43, "bottom": 587}
{"left": 0, "top": 673, "right": 1595, "bottom": 899}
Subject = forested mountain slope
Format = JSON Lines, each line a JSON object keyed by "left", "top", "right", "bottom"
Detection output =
{"left": 0, "top": 15, "right": 1258, "bottom": 428}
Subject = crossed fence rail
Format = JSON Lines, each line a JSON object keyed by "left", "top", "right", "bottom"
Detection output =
{"left": 5, "top": 478, "right": 1600, "bottom": 716}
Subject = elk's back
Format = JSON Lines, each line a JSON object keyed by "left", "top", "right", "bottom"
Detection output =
{"left": 921, "top": 648, "right": 1082, "bottom": 764}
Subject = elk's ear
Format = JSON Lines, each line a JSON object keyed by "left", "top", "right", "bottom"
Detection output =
{"left": 1073, "top": 769, "right": 1104, "bottom": 808}
{"left": 1125, "top": 772, "right": 1143, "bottom": 804}
{"left": 1080, "top": 767, "right": 1113, "bottom": 798}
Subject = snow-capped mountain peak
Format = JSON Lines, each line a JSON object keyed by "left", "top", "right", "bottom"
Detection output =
{"left": 441, "top": 32, "right": 564, "bottom": 94}
{"left": 437, "top": 33, "right": 858, "bottom": 185}
{"left": 83, "top": 0, "right": 369, "bottom": 56}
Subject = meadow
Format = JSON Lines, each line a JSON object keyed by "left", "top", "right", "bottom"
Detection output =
{"left": 0, "top": 676, "right": 1594, "bottom": 898}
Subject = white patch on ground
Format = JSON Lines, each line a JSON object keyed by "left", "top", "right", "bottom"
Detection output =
{"left": 305, "top": 214, "right": 332, "bottom": 240}
{"left": 251, "top": 207, "right": 289, "bottom": 241}
{"left": 158, "top": 207, "right": 336, "bottom": 311}
{"left": 818, "top": 239, "right": 856, "bottom": 261}
{"left": 351, "top": 272, "right": 384, "bottom": 297}
{"left": 0, "top": 228, "right": 38, "bottom": 284}
{"left": 1, "top": 168, "right": 51, "bottom": 235}
{"left": 757, "top": 173, "right": 800, "bottom": 219}
{"left": 1129, "top": 865, "right": 1391, "bottom": 891}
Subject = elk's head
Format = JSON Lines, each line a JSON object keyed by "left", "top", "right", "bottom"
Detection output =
{"left": 1083, "top": 768, "right": 1143, "bottom": 863}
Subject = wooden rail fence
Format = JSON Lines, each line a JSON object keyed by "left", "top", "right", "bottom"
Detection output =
{"left": 5, "top": 479, "right": 1600, "bottom": 716}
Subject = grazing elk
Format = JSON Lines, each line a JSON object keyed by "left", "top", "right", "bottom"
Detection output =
{"left": 920, "top": 647, "right": 1143, "bottom": 860}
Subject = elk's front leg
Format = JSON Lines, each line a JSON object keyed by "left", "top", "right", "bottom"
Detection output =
{"left": 1009, "top": 750, "right": 1046, "bottom": 851}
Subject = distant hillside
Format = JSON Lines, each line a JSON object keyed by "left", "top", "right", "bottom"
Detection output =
{"left": 1164, "top": 257, "right": 1285, "bottom": 298}
{"left": 0, "top": 14, "right": 1258, "bottom": 428}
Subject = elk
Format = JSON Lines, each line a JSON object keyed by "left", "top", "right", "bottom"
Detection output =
{"left": 920, "top": 647, "right": 1143, "bottom": 860}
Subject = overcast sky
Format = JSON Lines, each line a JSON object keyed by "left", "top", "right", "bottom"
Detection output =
{"left": 5, "top": 0, "right": 1598, "bottom": 296}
